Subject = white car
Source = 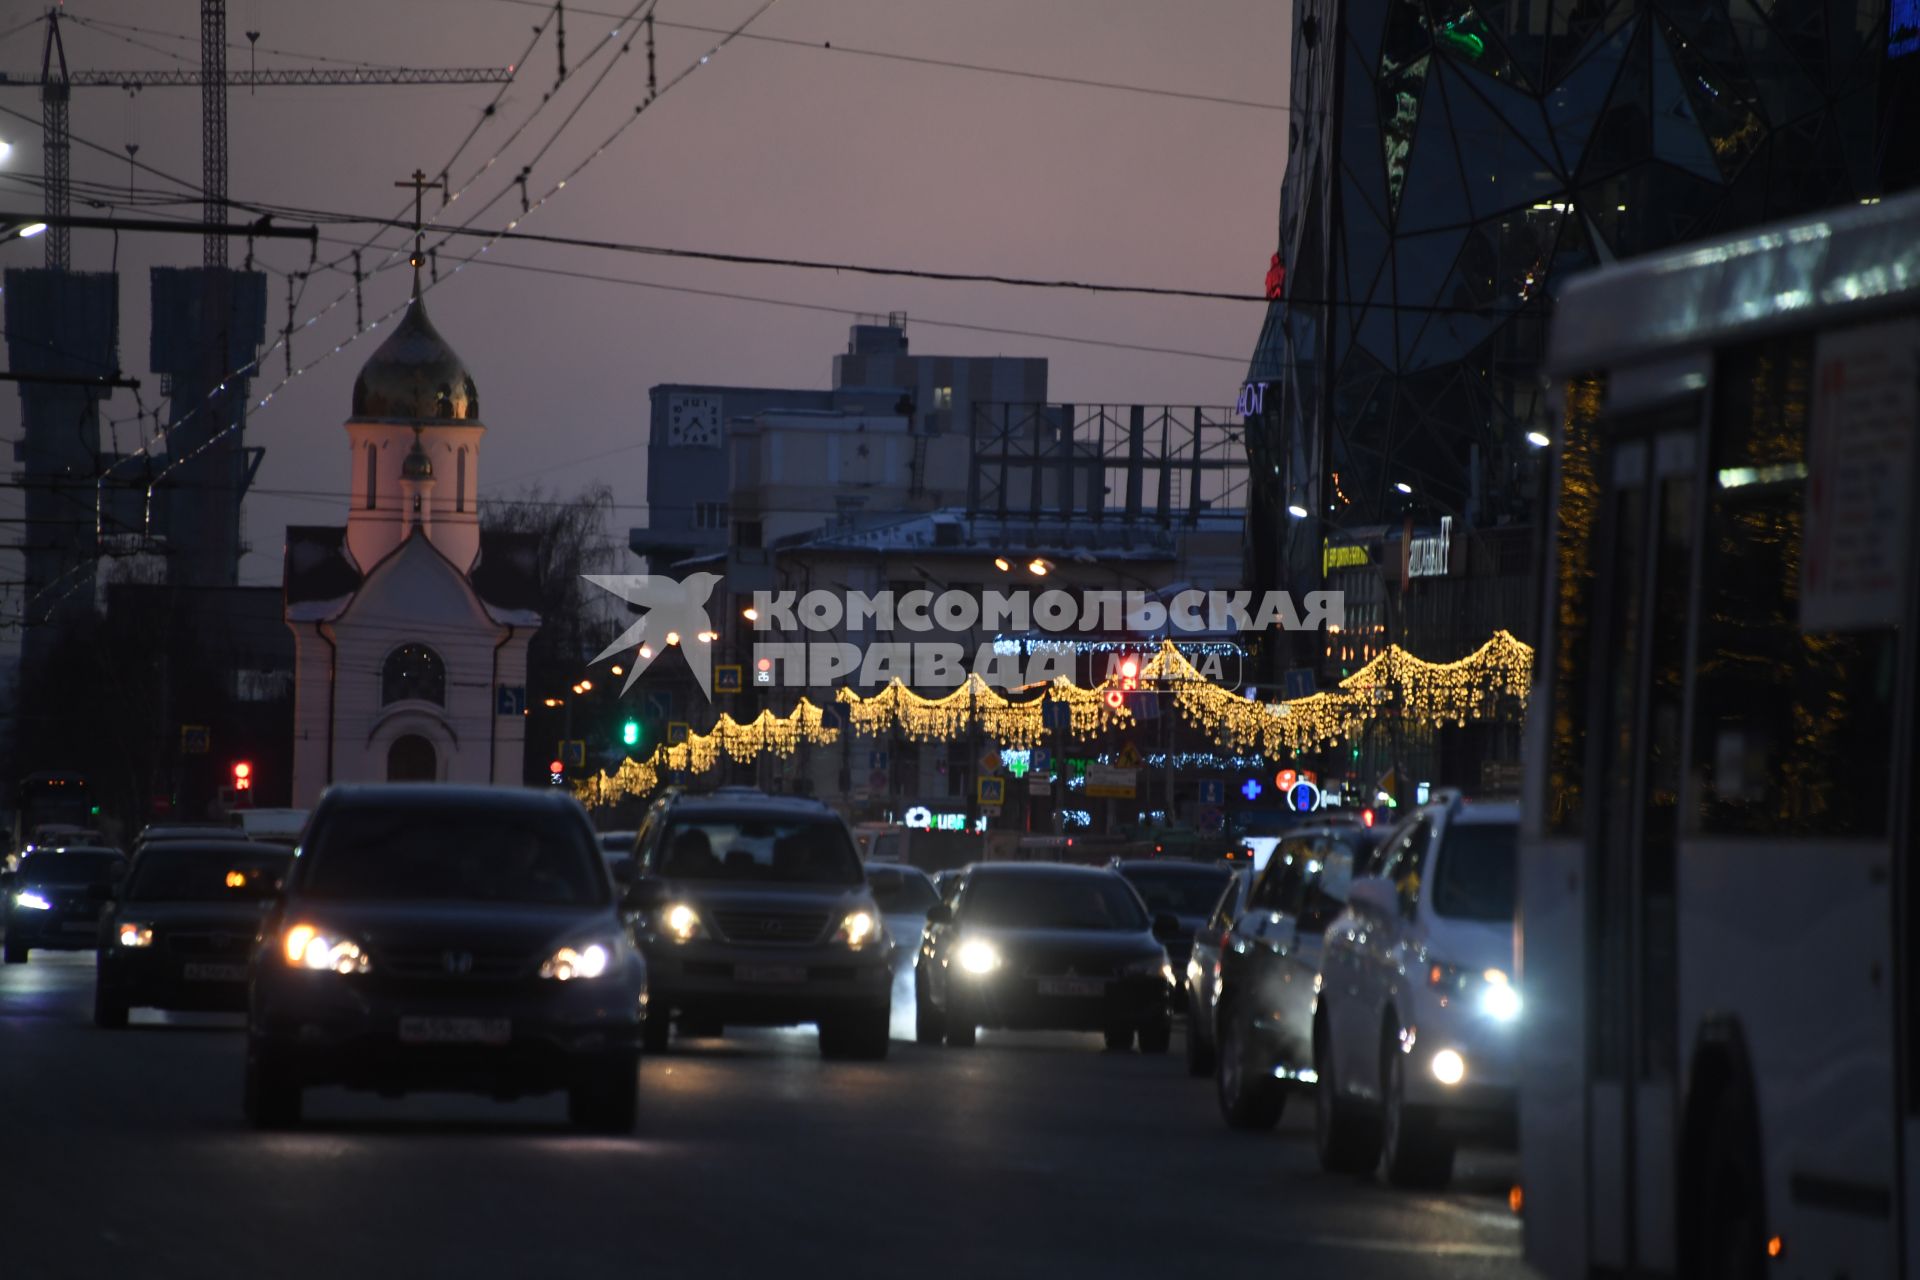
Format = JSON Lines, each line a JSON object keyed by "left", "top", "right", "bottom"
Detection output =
{"left": 1312, "top": 795, "right": 1520, "bottom": 1188}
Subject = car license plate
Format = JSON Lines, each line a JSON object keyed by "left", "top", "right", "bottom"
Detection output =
{"left": 182, "top": 963, "right": 248, "bottom": 982}
{"left": 1038, "top": 977, "right": 1106, "bottom": 998}
{"left": 736, "top": 964, "right": 807, "bottom": 984}
{"left": 397, "top": 1016, "right": 511, "bottom": 1046}
{"left": 61, "top": 921, "right": 96, "bottom": 934}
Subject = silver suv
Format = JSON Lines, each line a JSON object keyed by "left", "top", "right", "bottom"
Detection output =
{"left": 629, "top": 790, "right": 893, "bottom": 1059}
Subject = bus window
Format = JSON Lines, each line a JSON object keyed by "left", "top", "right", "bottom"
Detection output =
{"left": 1688, "top": 334, "right": 1898, "bottom": 836}
{"left": 1546, "top": 375, "right": 1604, "bottom": 833}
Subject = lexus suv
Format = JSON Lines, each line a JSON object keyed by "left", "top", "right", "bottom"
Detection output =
{"left": 245, "top": 785, "right": 649, "bottom": 1133}
{"left": 1312, "top": 795, "right": 1520, "bottom": 1187}
{"left": 628, "top": 789, "right": 892, "bottom": 1059}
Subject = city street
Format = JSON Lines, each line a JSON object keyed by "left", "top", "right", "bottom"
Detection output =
{"left": 0, "top": 953, "right": 1525, "bottom": 1279}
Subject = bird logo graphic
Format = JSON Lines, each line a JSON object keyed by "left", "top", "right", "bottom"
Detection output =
{"left": 584, "top": 572, "right": 725, "bottom": 700}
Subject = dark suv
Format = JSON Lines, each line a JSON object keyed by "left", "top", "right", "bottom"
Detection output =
{"left": 245, "top": 785, "right": 649, "bottom": 1132}
{"left": 628, "top": 789, "right": 891, "bottom": 1059}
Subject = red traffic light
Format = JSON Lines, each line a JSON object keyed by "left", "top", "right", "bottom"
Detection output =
{"left": 1119, "top": 657, "right": 1139, "bottom": 680}
{"left": 1362, "top": 808, "right": 1376, "bottom": 828}
{"left": 1103, "top": 689, "right": 1125, "bottom": 709}
{"left": 232, "top": 761, "right": 253, "bottom": 791}
{"left": 1276, "top": 768, "right": 1297, "bottom": 791}
{"left": 548, "top": 759, "right": 565, "bottom": 774}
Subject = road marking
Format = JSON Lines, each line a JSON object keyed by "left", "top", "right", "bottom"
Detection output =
{"left": 1282, "top": 1236, "right": 1521, "bottom": 1258}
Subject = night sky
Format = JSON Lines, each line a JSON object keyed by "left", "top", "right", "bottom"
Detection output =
{"left": 0, "top": 0, "right": 1285, "bottom": 592}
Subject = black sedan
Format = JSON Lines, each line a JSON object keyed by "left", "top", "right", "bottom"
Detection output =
{"left": 915, "top": 863, "right": 1180, "bottom": 1052}
{"left": 1111, "top": 859, "right": 1233, "bottom": 993}
{"left": 244, "top": 785, "right": 649, "bottom": 1133}
{"left": 95, "top": 840, "right": 293, "bottom": 1027}
{"left": 3, "top": 847, "right": 126, "bottom": 964}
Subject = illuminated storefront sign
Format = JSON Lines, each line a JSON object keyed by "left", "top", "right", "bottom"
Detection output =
{"left": 1323, "top": 541, "right": 1371, "bottom": 575}
{"left": 1236, "top": 381, "right": 1268, "bottom": 416}
{"left": 1408, "top": 515, "right": 1452, "bottom": 578}
{"left": 903, "top": 806, "right": 986, "bottom": 833}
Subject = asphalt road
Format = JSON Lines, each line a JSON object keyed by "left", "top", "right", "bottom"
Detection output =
{"left": 0, "top": 952, "right": 1528, "bottom": 1280}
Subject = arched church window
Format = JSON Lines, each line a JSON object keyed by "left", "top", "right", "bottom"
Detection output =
{"left": 456, "top": 447, "right": 468, "bottom": 512}
{"left": 382, "top": 643, "right": 446, "bottom": 706}
{"left": 387, "top": 734, "right": 437, "bottom": 782}
{"left": 365, "top": 443, "right": 378, "bottom": 510}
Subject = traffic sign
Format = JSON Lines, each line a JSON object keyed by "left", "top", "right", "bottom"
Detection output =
{"left": 713, "top": 664, "right": 743, "bottom": 695}
{"left": 179, "top": 724, "right": 210, "bottom": 755}
{"left": 1198, "top": 805, "right": 1225, "bottom": 833}
{"left": 868, "top": 770, "right": 888, "bottom": 790}
{"left": 1283, "top": 667, "right": 1318, "bottom": 700}
{"left": 1117, "top": 743, "right": 1142, "bottom": 768}
{"left": 559, "top": 739, "right": 586, "bottom": 768}
{"left": 667, "top": 721, "right": 690, "bottom": 744}
{"left": 1042, "top": 701, "right": 1072, "bottom": 733}
{"left": 1198, "top": 778, "right": 1226, "bottom": 805}
{"left": 495, "top": 684, "right": 526, "bottom": 716}
{"left": 1287, "top": 780, "right": 1323, "bottom": 813}
{"left": 1031, "top": 747, "right": 1052, "bottom": 772}
{"left": 979, "top": 749, "right": 1003, "bottom": 773}
{"left": 977, "top": 776, "right": 1006, "bottom": 806}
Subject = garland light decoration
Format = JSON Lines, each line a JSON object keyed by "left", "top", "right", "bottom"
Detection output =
{"left": 575, "top": 698, "right": 838, "bottom": 807}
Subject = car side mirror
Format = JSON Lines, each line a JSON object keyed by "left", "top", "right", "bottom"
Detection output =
{"left": 925, "top": 903, "right": 952, "bottom": 925}
{"left": 87, "top": 882, "right": 115, "bottom": 903}
{"left": 1151, "top": 911, "right": 1182, "bottom": 941}
{"left": 1344, "top": 876, "right": 1397, "bottom": 921}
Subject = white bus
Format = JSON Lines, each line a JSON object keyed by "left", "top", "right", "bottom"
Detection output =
{"left": 1523, "top": 190, "right": 1920, "bottom": 1279}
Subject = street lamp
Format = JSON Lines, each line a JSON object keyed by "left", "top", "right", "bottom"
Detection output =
{"left": 1525, "top": 430, "right": 1550, "bottom": 448}
{"left": 993, "top": 557, "right": 1011, "bottom": 572}
{"left": 1394, "top": 481, "right": 1413, "bottom": 495}
{"left": 1286, "top": 502, "right": 1309, "bottom": 519}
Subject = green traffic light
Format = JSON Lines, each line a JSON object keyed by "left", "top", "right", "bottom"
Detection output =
{"left": 622, "top": 720, "right": 640, "bottom": 747}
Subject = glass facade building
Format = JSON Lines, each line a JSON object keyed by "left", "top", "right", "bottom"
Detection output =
{"left": 1248, "top": 0, "right": 1920, "bottom": 612}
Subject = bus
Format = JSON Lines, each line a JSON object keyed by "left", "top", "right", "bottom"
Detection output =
{"left": 13, "top": 772, "right": 95, "bottom": 853}
{"left": 1521, "top": 190, "right": 1920, "bottom": 1279}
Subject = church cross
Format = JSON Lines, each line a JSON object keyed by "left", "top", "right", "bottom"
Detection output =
{"left": 395, "top": 168, "right": 449, "bottom": 272}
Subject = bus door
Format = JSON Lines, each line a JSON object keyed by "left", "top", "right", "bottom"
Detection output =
{"left": 1583, "top": 400, "right": 1699, "bottom": 1272}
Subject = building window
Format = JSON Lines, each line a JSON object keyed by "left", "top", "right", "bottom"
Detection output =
{"left": 694, "top": 501, "right": 730, "bottom": 529}
{"left": 933, "top": 386, "right": 953, "bottom": 411}
{"left": 456, "top": 447, "right": 468, "bottom": 512}
{"left": 382, "top": 643, "right": 446, "bottom": 706}
{"left": 387, "top": 734, "right": 437, "bottom": 782}
{"left": 365, "top": 443, "right": 377, "bottom": 510}
{"left": 734, "top": 519, "right": 762, "bottom": 549}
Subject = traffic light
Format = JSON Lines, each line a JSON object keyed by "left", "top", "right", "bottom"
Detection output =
{"left": 621, "top": 718, "right": 640, "bottom": 749}
{"left": 232, "top": 761, "right": 253, "bottom": 792}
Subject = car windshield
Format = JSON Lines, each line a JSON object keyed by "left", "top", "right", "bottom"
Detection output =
{"left": 1430, "top": 822, "right": 1518, "bottom": 922}
{"left": 963, "top": 874, "right": 1148, "bottom": 931}
{"left": 299, "top": 807, "right": 606, "bottom": 906}
{"left": 20, "top": 852, "right": 123, "bottom": 886}
{"left": 124, "top": 846, "right": 291, "bottom": 902}
{"left": 867, "top": 868, "right": 938, "bottom": 914}
{"left": 655, "top": 817, "right": 862, "bottom": 885}
{"left": 1121, "top": 867, "right": 1232, "bottom": 916}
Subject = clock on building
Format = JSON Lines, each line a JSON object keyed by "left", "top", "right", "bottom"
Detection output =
{"left": 666, "top": 394, "right": 722, "bottom": 447}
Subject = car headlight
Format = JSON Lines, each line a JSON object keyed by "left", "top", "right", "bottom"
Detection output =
{"left": 116, "top": 922, "right": 154, "bottom": 948}
{"left": 13, "top": 890, "right": 51, "bottom": 911}
{"left": 956, "top": 938, "right": 1000, "bottom": 975}
{"left": 1479, "top": 968, "right": 1522, "bottom": 1021}
{"left": 540, "top": 940, "right": 613, "bottom": 981}
{"left": 834, "top": 908, "right": 879, "bottom": 949}
{"left": 281, "top": 923, "right": 369, "bottom": 974}
{"left": 659, "top": 902, "right": 702, "bottom": 943}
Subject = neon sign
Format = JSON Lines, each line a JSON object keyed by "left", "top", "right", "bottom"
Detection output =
{"left": 1236, "top": 381, "right": 1268, "bottom": 416}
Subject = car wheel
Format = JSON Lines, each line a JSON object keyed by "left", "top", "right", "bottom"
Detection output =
{"left": 821, "top": 1005, "right": 891, "bottom": 1061}
{"left": 1695, "top": 1083, "right": 1767, "bottom": 1280}
{"left": 1137, "top": 1017, "right": 1173, "bottom": 1055}
{"left": 642, "top": 1007, "right": 671, "bottom": 1053}
{"left": 1103, "top": 1025, "right": 1135, "bottom": 1052}
{"left": 914, "top": 971, "right": 946, "bottom": 1046}
{"left": 93, "top": 983, "right": 129, "bottom": 1029}
{"left": 3, "top": 940, "right": 26, "bottom": 964}
{"left": 568, "top": 1054, "right": 639, "bottom": 1134}
{"left": 243, "top": 1042, "right": 302, "bottom": 1131}
{"left": 1184, "top": 991, "right": 1215, "bottom": 1077}
{"left": 1381, "top": 1036, "right": 1454, "bottom": 1188}
{"left": 946, "top": 1000, "right": 978, "bottom": 1048}
{"left": 1216, "top": 1009, "right": 1283, "bottom": 1130}
{"left": 1313, "top": 1012, "right": 1381, "bottom": 1175}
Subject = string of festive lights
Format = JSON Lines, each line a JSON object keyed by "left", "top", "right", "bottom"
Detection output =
{"left": 573, "top": 698, "right": 837, "bottom": 806}
{"left": 833, "top": 632, "right": 1533, "bottom": 750}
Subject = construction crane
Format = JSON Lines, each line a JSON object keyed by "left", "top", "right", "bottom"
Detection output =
{"left": 5, "top": 4, "right": 514, "bottom": 270}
